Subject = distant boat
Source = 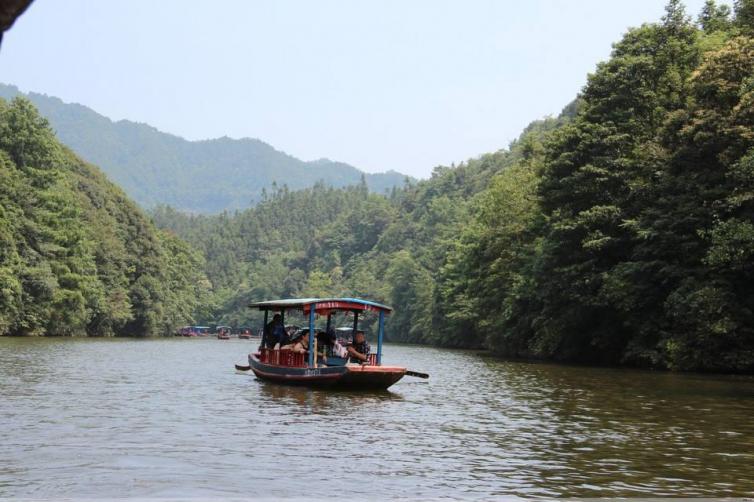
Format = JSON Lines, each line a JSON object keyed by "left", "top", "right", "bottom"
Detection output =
{"left": 216, "top": 325, "right": 232, "bottom": 340}
{"left": 235, "top": 298, "right": 427, "bottom": 390}
{"left": 178, "top": 325, "right": 210, "bottom": 337}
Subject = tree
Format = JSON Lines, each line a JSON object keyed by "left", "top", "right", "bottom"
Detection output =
{"left": 699, "top": 0, "right": 732, "bottom": 33}
{"left": 0, "top": 97, "right": 209, "bottom": 337}
{"left": 734, "top": 0, "right": 754, "bottom": 34}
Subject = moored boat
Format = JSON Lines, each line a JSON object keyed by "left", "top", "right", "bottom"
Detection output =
{"left": 236, "top": 297, "right": 424, "bottom": 390}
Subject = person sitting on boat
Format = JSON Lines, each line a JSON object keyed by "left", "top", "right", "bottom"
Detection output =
{"left": 331, "top": 339, "right": 348, "bottom": 358}
{"left": 346, "top": 330, "right": 370, "bottom": 363}
{"left": 313, "top": 330, "right": 334, "bottom": 366}
{"left": 322, "top": 326, "right": 346, "bottom": 358}
{"left": 262, "top": 314, "right": 285, "bottom": 349}
{"left": 315, "top": 330, "right": 333, "bottom": 353}
{"left": 281, "top": 331, "right": 309, "bottom": 353}
{"left": 290, "top": 332, "right": 309, "bottom": 354}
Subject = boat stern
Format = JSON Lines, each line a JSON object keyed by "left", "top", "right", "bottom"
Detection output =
{"left": 337, "top": 364, "right": 406, "bottom": 389}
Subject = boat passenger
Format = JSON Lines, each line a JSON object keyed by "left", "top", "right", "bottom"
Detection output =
{"left": 315, "top": 330, "right": 333, "bottom": 352}
{"left": 313, "top": 330, "right": 333, "bottom": 366}
{"left": 331, "top": 339, "right": 348, "bottom": 358}
{"left": 290, "top": 332, "right": 309, "bottom": 354}
{"left": 262, "top": 314, "right": 285, "bottom": 349}
{"left": 280, "top": 331, "right": 301, "bottom": 351}
{"left": 346, "top": 330, "right": 370, "bottom": 363}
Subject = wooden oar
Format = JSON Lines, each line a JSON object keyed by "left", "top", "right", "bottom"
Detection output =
{"left": 235, "top": 364, "right": 251, "bottom": 371}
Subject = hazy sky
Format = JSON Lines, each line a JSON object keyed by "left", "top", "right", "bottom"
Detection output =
{"left": 0, "top": 0, "right": 713, "bottom": 178}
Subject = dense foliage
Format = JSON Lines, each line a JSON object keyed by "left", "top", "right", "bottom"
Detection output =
{"left": 0, "top": 83, "right": 411, "bottom": 214}
{"left": 151, "top": 113, "right": 569, "bottom": 336}
{"left": 443, "top": 0, "right": 754, "bottom": 371}
{"left": 0, "top": 97, "right": 210, "bottom": 336}
{"left": 154, "top": 1, "right": 754, "bottom": 372}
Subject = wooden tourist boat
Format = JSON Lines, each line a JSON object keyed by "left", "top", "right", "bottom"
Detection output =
{"left": 234, "top": 298, "right": 427, "bottom": 390}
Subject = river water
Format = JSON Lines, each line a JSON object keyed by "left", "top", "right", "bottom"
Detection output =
{"left": 1, "top": 337, "right": 753, "bottom": 499}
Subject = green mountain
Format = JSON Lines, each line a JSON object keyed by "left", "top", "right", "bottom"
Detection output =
{"left": 0, "top": 83, "right": 411, "bottom": 213}
{"left": 0, "top": 96, "right": 210, "bottom": 336}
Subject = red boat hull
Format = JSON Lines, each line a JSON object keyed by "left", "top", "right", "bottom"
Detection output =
{"left": 248, "top": 353, "right": 405, "bottom": 390}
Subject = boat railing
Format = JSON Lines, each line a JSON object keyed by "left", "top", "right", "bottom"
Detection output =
{"left": 259, "top": 348, "right": 307, "bottom": 367}
{"left": 324, "top": 347, "right": 379, "bottom": 365}
{"left": 258, "top": 349, "right": 378, "bottom": 367}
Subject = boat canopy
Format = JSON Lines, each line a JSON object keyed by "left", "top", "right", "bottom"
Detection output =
{"left": 248, "top": 297, "right": 392, "bottom": 315}
{"left": 249, "top": 297, "right": 391, "bottom": 367}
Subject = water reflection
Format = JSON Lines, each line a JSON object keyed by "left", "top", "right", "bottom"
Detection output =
{"left": 1, "top": 338, "right": 753, "bottom": 498}
{"left": 253, "top": 380, "right": 404, "bottom": 413}
{"left": 471, "top": 356, "right": 754, "bottom": 496}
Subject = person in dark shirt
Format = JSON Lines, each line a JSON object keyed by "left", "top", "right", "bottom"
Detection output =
{"left": 316, "top": 330, "right": 335, "bottom": 353}
{"left": 346, "top": 330, "right": 371, "bottom": 363}
{"left": 262, "top": 314, "right": 285, "bottom": 349}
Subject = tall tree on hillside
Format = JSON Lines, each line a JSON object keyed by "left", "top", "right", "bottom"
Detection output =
{"left": 529, "top": 2, "right": 701, "bottom": 363}
{"left": 734, "top": 0, "right": 754, "bottom": 33}
{"left": 640, "top": 36, "right": 754, "bottom": 370}
{"left": 699, "top": 0, "right": 732, "bottom": 32}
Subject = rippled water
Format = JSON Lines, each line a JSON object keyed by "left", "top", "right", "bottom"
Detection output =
{"left": 1, "top": 337, "right": 754, "bottom": 498}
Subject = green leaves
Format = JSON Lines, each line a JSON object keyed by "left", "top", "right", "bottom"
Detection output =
{"left": 447, "top": 3, "right": 754, "bottom": 371}
{"left": 704, "top": 218, "right": 754, "bottom": 267}
{"left": 0, "top": 98, "right": 61, "bottom": 184}
{"left": 0, "top": 97, "right": 209, "bottom": 336}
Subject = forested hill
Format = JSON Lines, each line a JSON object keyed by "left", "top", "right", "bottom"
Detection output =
{"left": 0, "top": 97, "right": 210, "bottom": 336}
{"left": 154, "top": 0, "right": 754, "bottom": 373}
{"left": 151, "top": 108, "right": 573, "bottom": 342}
{"left": 0, "top": 83, "right": 411, "bottom": 213}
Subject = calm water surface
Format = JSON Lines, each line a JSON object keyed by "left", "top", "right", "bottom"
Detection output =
{"left": 1, "top": 337, "right": 754, "bottom": 498}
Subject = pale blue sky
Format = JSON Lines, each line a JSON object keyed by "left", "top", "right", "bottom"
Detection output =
{"left": 0, "top": 0, "right": 714, "bottom": 178}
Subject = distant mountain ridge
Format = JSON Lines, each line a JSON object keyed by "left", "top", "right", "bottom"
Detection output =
{"left": 0, "top": 83, "right": 411, "bottom": 213}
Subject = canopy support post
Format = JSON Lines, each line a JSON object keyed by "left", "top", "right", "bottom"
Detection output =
{"left": 352, "top": 311, "right": 359, "bottom": 336}
{"left": 261, "top": 310, "right": 269, "bottom": 348}
{"left": 377, "top": 310, "right": 385, "bottom": 366}
{"left": 308, "top": 305, "right": 316, "bottom": 368}
{"left": 326, "top": 313, "right": 332, "bottom": 333}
